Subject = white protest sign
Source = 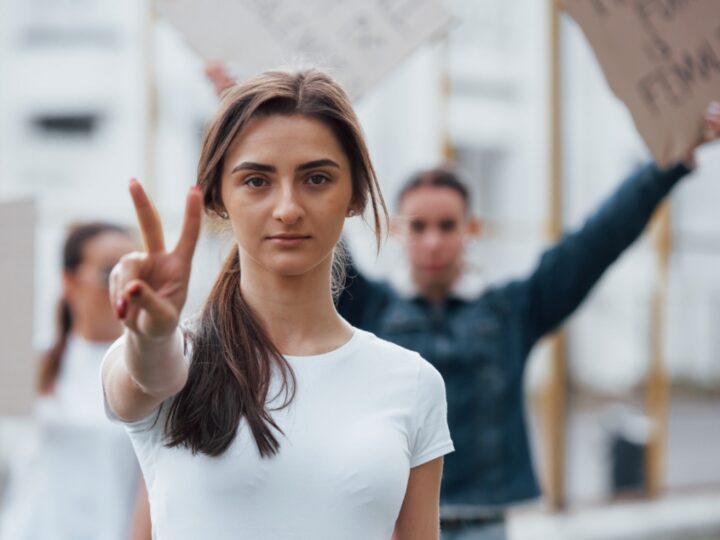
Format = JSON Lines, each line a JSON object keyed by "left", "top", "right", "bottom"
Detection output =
{"left": 155, "top": 0, "right": 452, "bottom": 100}
{"left": 0, "top": 199, "right": 36, "bottom": 416}
{"left": 565, "top": 0, "right": 720, "bottom": 167}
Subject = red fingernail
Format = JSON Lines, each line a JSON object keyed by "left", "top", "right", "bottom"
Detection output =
{"left": 116, "top": 298, "right": 128, "bottom": 319}
{"left": 128, "top": 284, "right": 142, "bottom": 297}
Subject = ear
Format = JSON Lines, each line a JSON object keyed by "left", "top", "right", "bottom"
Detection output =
{"left": 466, "top": 216, "right": 483, "bottom": 238}
{"left": 210, "top": 198, "right": 229, "bottom": 220}
{"left": 389, "top": 215, "right": 405, "bottom": 238}
{"left": 346, "top": 201, "right": 363, "bottom": 218}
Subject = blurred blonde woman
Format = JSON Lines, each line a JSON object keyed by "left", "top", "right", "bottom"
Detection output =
{"left": 1, "top": 222, "right": 151, "bottom": 540}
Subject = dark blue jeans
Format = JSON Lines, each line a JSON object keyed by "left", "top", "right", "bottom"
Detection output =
{"left": 442, "top": 521, "right": 506, "bottom": 540}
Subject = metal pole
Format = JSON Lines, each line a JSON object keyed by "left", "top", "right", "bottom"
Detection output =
{"left": 440, "top": 38, "right": 454, "bottom": 162}
{"left": 645, "top": 202, "right": 671, "bottom": 497}
{"left": 144, "top": 0, "right": 158, "bottom": 197}
{"left": 543, "top": 0, "right": 567, "bottom": 512}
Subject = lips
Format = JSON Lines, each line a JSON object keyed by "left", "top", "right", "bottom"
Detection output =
{"left": 267, "top": 234, "right": 311, "bottom": 240}
{"left": 266, "top": 233, "right": 312, "bottom": 246}
{"left": 421, "top": 264, "right": 447, "bottom": 272}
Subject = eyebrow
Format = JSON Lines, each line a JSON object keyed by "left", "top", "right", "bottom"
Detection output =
{"left": 231, "top": 159, "right": 340, "bottom": 174}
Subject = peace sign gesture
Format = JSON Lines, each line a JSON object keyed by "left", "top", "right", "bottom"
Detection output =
{"left": 110, "top": 180, "right": 203, "bottom": 340}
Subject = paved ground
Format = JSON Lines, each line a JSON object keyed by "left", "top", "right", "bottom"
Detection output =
{"left": 508, "top": 490, "right": 720, "bottom": 540}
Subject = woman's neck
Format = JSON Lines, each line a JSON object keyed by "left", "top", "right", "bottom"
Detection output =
{"left": 239, "top": 255, "right": 351, "bottom": 356}
{"left": 71, "top": 315, "right": 123, "bottom": 343}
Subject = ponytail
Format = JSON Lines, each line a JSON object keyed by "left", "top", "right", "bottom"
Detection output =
{"left": 38, "top": 299, "right": 73, "bottom": 394}
{"left": 165, "top": 246, "right": 295, "bottom": 457}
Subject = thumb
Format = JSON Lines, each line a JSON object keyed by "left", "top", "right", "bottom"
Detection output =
{"left": 123, "top": 280, "right": 179, "bottom": 337}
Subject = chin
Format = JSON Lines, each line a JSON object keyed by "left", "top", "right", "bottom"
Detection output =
{"left": 421, "top": 272, "right": 454, "bottom": 290}
{"left": 428, "top": 280, "right": 453, "bottom": 291}
{"left": 261, "top": 253, "right": 330, "bottom": 278}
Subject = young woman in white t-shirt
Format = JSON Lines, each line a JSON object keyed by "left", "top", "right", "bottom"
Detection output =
{"left": 102, "top": 69, "right": 454, "bottom": 540}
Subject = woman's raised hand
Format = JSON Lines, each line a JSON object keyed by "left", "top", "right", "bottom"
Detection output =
{"left": 205, "top": 62, "right": 237, "bottom": 97}
{"left": 704, "top": 101, "right": 720, "bottom": 142}
{"left": 110, "top": 180, "right": 203, "bottom": 340}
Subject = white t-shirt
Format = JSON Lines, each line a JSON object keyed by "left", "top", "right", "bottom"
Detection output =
{"left": 104, "top": 327, "right": 453, "bottom": 540}
{"left": 0, "top": 337, "right": 139, "bottom": 540}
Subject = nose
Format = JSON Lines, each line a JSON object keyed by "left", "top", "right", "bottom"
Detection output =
{"left": 420, "top": 228, "right": 444, "bottom": 253}
{"left": 272, "top": 183, "right": 304, "bottom": 225}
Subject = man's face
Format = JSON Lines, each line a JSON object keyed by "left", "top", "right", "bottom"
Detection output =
{"left": 397, "top": 185, "right": 473, "bottom": 296}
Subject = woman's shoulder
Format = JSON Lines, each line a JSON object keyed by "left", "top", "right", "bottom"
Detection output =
{"left": 352, "top": 328, "right": 441, "bottom": 378}
{"left": 352, "top": 330, "right": 448, "bottom": 429}
{"left": 353, "top": 328, "right": 416, "bottom": 356}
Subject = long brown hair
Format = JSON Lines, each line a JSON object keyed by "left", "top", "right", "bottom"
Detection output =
{"left": 165, "top": 69, "right": 387, "bottom": 457}
{"left": 38, "top": 222, "right": 130, "bottom": 395}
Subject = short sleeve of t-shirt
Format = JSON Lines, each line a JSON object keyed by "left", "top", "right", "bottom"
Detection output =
{"left": 409, "top": 359, "right": 454, "bottom": 468}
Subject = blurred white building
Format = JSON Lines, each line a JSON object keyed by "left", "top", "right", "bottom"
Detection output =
{"left": 0, "top": 0, "right": 719, "bottom": 396}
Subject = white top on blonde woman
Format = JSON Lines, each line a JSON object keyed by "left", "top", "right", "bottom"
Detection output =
{"left": 0, "top": 337, "right": 139, "bottom": 540}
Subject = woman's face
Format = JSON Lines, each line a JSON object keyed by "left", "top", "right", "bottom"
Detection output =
{"left": 65, "top": 231, "right": 136, "bottom": 337}
{"left": 220, "top": 114, "right": 355, "bottom": 278}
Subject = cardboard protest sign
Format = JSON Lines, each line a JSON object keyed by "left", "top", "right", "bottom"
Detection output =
{"left": 0, "top": 199, "right": 36, "bottom": 416}
{"left": 155, "top": 0, "right": 451, "bottom": 100}
{"left": 565, "top": 0, "right": 720, "bottom": 166}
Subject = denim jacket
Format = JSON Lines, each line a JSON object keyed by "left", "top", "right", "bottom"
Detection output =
{"left": 337, "top": 162, "right": 690, "bottom": 506}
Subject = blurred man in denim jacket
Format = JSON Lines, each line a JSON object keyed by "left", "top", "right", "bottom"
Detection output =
{"left": 337, "top": 104, "right": 720, "bottom": 539}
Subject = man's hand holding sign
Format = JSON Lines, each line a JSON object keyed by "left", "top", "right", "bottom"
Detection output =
{"left": 565, "top": 0, "right": 720, "bottom": 166}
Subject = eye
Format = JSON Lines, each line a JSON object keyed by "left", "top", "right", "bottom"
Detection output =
{"left": 409, "top": 220, "right": 426, "bottom": 234}
{"left": 243, "top": 176, "right": 269, "bottom": 188}
{"left": 305, "top": 173, "right": 330, "bottom": 186}
{"left": 439, "top": 219, "right": 458, "bottom": 233}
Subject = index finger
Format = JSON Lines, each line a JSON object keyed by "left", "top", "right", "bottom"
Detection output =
{"left": 129, "top": 179, "right": 166, "bottom": 253}
{"left": 172, "top": 185, "right": 203, "bottom": 263}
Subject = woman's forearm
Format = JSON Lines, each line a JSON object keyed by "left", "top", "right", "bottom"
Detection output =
{"left": 125, "top": 328, "right": 187, "bottom": 397}
{"left": 103, "top": 327, "right": 187, "bottom": 422}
